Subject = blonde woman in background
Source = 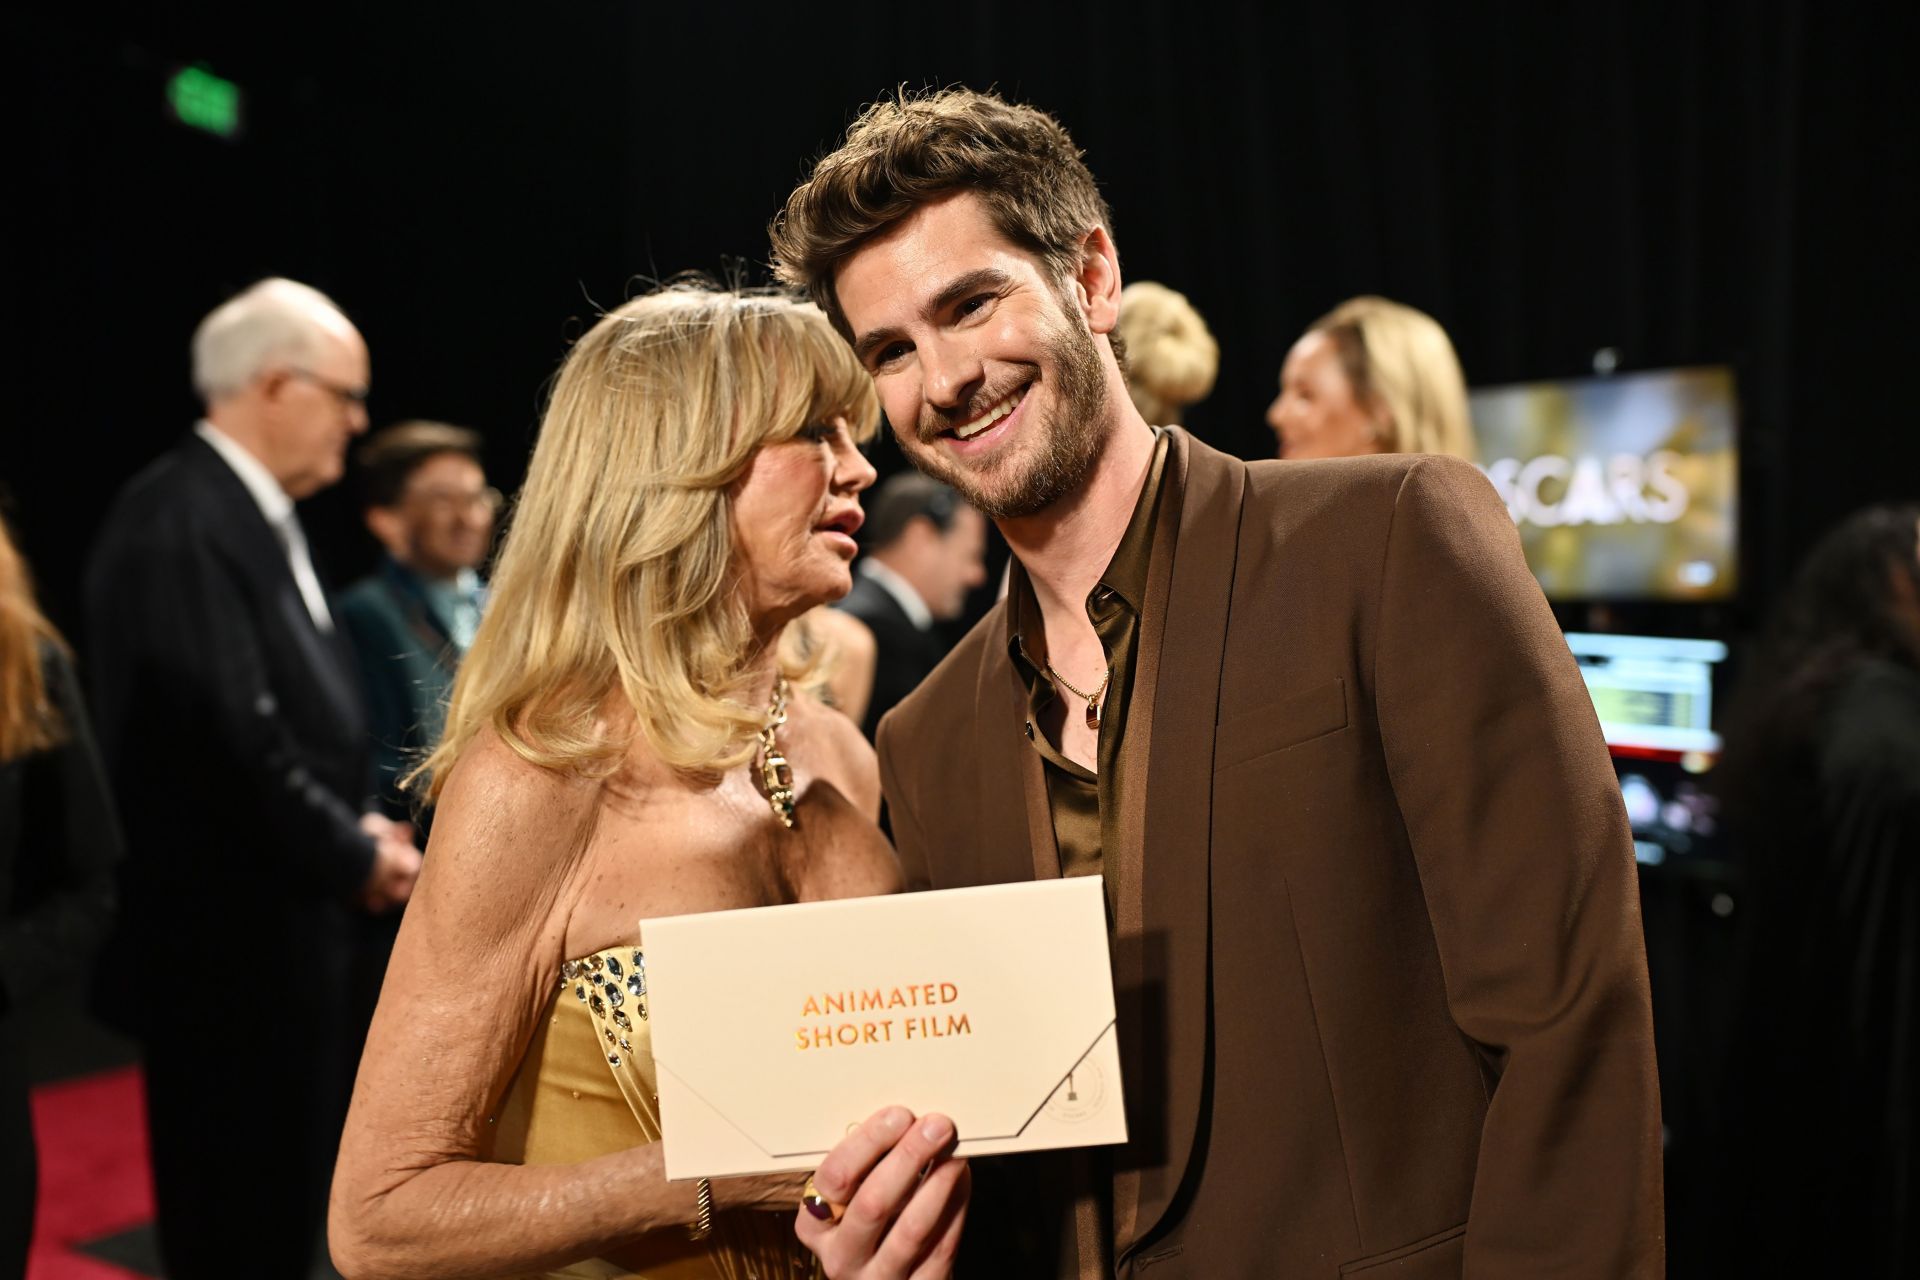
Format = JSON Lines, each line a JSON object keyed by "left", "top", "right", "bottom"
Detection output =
{"left": 329, "top": 284, "right": 929, "bottom": 1280}
{"left": 1115, "top": 280, "right": 1219, "bottom": 426}
{"left": 1267, "top": 295, "right": 1476, "bottom": 460}
{"left": 797, "top": 605, "right": 878, "bottom": 727}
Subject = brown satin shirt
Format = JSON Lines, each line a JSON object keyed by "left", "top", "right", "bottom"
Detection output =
{"left": 1004, "top": 430, "right": 1170, "bottom": 1277}
{"left": 1007, "top": 430, "right": 1170, "bottom": 896}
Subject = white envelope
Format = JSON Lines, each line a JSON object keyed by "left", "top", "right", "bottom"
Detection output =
{"left": 644, "top": 876, "right": 1127, "bottom": 1179}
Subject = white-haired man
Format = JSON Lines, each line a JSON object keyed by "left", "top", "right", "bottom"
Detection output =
{"left": 85, "top": 278, "right": 422, "bottom": 1279}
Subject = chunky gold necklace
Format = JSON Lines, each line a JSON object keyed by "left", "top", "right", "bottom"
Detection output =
{"left": 1044, "top": 659, "right": 1111, "bottom": 731}
{"left": 755, "top": 676, "right": 796, "bottom": 828}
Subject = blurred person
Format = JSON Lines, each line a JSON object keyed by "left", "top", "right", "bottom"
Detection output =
{"left": 83, "top": 278, "right": 423, "bottom": 1279}
{"left": 1267, "top": 295, "right": 1476, "bottom": 461}
{"left": 833, "top": 472, "right": 987, "bottom": 738}
{"left": 339, "top": 420, "right": 498, "bottom": 823}
{"left": 1114, "top": 281, "right": 1218, "bottom": 427}
{"left": 798, "top": 604, "right": 879, "bottom": 726}
{"left": 1714, "top": 503, "right": 1920, "bottom": 1275}
{"left": 773, "top": 86, "right": 1659, "bottom": 1277}
{"left": 327, "top": 284, "right": 926, "bottom": 1280}
{"left": 0, "top": 514, "right": 120, "bottom": 1276}
{"left": 336, "top": 421, "right": 497, "bottom": 1079}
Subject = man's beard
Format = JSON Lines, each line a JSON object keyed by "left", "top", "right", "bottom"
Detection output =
{"left": 898, "top": 304, "right": 1110, "bottom": 521}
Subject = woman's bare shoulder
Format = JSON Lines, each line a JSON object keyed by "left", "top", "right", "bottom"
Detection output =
{"left": 803, "top": 607, "right": 877, "bottom": 725}
{"left": 791, "top": 687, "right": 877, "bottom": 771}
{"left": 789, "top": 686, "right": 881, "bottom": 820}
{"left": 422, "top": 728, "right": 603, "bottom": 935}
{"left": 436, "top": 726, "right": 600, "bottom": 829}
{"left": 811, "top": 605, "right": 877, "bottom": 662}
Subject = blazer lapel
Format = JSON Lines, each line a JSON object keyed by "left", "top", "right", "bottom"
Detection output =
{"left": 1114, "top": 429, "right": 1245, "bottom": 1260}
{"left": 382, "top": 562, "right": 458, "bottom": 666}
{"left": 284, "top": 531, "right": 365, "bottom": 723}
{"left": 186, "top": 439, "right": 365, "bottom": 725}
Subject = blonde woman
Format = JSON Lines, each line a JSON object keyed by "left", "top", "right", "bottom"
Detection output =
{"left": 1115, "top": 281, "right": 1219, "bottom": 427}
{"left": 796, "top": 605, "right": 878, "bottom": 727}
{"left": 329, "top": 285, "right": 910, "bottom": 1279}
{"left": 1266, "top": 295, "right": 1476, "bottom": 461}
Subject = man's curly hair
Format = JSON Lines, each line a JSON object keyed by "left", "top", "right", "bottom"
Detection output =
{"left": 769, "top": 87, "right": 1116, "bottom": 339}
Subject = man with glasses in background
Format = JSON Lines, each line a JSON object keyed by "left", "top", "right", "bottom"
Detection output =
{"left": 335, "top": 420, "right": 496, "bottom": 1090}
{"left": 85, "top": 277, "right": 422, "bottom": 1279}
{"left": 339, "top": 420, "right": 497, "bottom": 826}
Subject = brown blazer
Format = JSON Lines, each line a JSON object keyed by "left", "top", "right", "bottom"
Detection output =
{"left": 877, "top": 430, "right": 1664, "bottom": 1278}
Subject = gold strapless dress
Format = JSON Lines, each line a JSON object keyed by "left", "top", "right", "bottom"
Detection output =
{"left": 482, "top": 946, "right": 820, "bottom": 1280}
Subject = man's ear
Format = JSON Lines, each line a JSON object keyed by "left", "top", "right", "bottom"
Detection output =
{"left": 1070, "top": 226, "right": 1123, "bottom": 338}
{"left": 256, "top": 369, "right": 292, "bottom": 414}
{"left": 364, "top": 505, "right": 410, "bottom": 559}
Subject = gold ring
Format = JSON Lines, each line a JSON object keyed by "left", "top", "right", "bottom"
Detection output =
{"left": 800, "top": 1173, "right": 844, "bottom": 1224}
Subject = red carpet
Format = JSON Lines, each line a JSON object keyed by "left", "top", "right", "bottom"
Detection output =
{"left": 27, "top": 1066, "right": 155, "bottom": 1280}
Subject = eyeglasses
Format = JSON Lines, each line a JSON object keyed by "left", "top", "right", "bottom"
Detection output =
{"left": 285, "top": 368, "right": 370, "bottom": 408}
{"left": 411, "top": 485, "right": 504, "bottom": 516}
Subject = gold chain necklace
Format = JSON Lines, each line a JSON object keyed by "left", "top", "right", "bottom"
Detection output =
{"left": 1044, "top": 659, "right": 1111, "bottom": 731}
{"left": 755, "top": 676, "right": 796, "bottom": 828}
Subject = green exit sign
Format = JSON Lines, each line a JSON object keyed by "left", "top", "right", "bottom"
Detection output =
{"left": 166, "top": 66, "right": 242, "bottom": 140}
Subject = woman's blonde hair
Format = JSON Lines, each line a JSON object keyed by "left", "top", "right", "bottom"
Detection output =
{"left": 1311, "top": 296, "right": 1476, "bottom": 460}
{"left": 1117, "top": 282, "right": 1219, "bottom": 426}
{"left": 0, "top": 514, "right": 68, "bottom": 762}
{"left": 418, "top": 283, "right": 878, "bottom": 801}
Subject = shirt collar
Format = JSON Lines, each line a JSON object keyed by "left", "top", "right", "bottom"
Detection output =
{"left": 1097, "top": 429, "right": 1170, "bottom": 617}
{"left": 420, "top": 566, "right": 484, "bottom": 608}
{"left": 858, "top": 557, "right": 934, "bottom": 631}
{"left": 196, "top": 420, "right": 293, "bottom": 525}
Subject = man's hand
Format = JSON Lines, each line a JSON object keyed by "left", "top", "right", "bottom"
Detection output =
{"left": 794, "top": 1106, "right": 970, "bottom": 1279}
{"left": 358, "top": 813, "right": 423, "bottom": 913}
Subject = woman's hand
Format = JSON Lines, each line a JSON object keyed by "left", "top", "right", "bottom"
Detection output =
{"left": 792, "top": 1107, "right": 970, "bottom": 1279}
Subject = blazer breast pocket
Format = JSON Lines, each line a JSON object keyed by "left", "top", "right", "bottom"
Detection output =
{"left": 1213, "top": 677, "right": 1348, "bottom": 773}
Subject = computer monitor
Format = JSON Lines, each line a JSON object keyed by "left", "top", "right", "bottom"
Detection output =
{"left": 1565, "top": 631, "right": 1727, "bottom": 755}
{"left": 1565, "top": 631, "right": 1730, "bottom": 864}
{"left": 1471, "top": 367, "right": 1739, "bottom": 602}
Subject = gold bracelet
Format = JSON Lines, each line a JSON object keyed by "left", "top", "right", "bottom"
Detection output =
{"left": 688, "top": 1176, "right": 713, "bottom": 1241}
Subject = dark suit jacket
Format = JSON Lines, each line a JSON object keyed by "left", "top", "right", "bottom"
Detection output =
{"left": 1715, "top": 659, "right": 1920, "bottom": 1274}
{"left": 0, "top": 645, "right": 119, "bottom": 1019}
{"left": 84, "top": 434, "right": 375, "bottom": 1013}
{"left": 836, "top": 570, "right": 946, "bottom": 740}
{"left": 878, "top": 431, "right": 1663, "bottom": 1278}
{"left": 337, "top": 558, "right": 462, "bottom": 823}
{"left": 0, "top": 644, "right": 120, "bottom": 1270}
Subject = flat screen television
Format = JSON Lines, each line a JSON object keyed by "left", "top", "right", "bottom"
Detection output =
{"left": 1564, "top": 631, "right": 1730, "bottom": 864}
{"left": 1470, "top": 366, "right": 1739, "bottom": 602}
{"left": 1565, "top": 631, "right": 1727, "bottom": 756}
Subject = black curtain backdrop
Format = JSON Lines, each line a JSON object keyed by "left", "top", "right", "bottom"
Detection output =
{"left": 8, "top": 1, "right": 1917, "bottom": 639}
{"left": 5, "top": 3, "right": 1916, "bottom": 1266}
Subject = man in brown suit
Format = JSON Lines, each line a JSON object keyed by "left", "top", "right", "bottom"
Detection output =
{"left": 775, "top": 89, "right": 1663, "bottom": 1279}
